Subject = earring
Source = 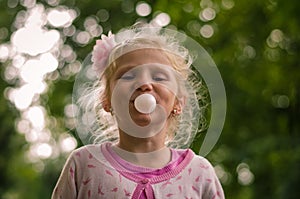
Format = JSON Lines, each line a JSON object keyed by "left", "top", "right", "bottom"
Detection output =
{"left": 172, "top": 109, "right": 178, "bottom": 117}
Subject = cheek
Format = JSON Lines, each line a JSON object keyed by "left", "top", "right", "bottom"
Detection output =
{"left": 110, "top": 86, "right": 123, "bottom": 101}
{"left": 158, "top": 87, "right": 177, "bottom": 108}
{"left": 110, "top": 81, "right": 135, "bottom": 106}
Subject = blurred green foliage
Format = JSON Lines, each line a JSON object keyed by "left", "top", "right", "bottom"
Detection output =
{"left": 0, "top": 0, "right": 299, "bottom": 198}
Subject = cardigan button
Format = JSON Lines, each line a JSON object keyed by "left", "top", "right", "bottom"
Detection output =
{"left": 141, "top": 178, "right": 149, "bottom": 184}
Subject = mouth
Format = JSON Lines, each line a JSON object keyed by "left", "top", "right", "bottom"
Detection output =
{"left": 130, "top": 94, "right": 157, "bottom": 115}
{"left": 129, "top": 101, "right": 146, "bottom": 114}
{"left": 128, "top": 99, "right": 152, "bottom": 126}
{"left": 130, "top": 93, "right": 156, "bottom": 102}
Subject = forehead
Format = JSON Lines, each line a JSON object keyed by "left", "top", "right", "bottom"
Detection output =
{"left": 115, "top": 48, "right": 172, "bottom": 68}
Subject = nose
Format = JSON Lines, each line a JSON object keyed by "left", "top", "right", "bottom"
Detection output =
{"left": 133, "top": 70, "right": 153, "bottom": 92}
{"left": 137, "top": 82, "right": 153, "bottom": 92}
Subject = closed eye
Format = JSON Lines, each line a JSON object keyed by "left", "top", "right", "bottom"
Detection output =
{"left": 152, "top": 72, "right": 169, "bottom": 81}
{"left": 118, "top": 71, "right": 136, "bottom": 80}
{"left": 114, "top": 65, "right": 136, "bottom": 80}
{"left": 120, "top": 74, "right": 135, "bottom": 80}
{"left": 153, "top": 77, "right": 166, "bottom": 81}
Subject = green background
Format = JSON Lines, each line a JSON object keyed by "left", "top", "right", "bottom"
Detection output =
{"left": 0, "top": 0, "right": 299, "bottom": 198}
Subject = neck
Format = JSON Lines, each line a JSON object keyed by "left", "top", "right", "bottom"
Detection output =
{"left": 117, "top": 128, "right": 167, "bottom": 153}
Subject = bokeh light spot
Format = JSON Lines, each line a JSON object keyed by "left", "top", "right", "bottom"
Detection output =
{"left": 63, "top": 25, "right": 76, "bottom": 37}
{"left": 267, "top": 29, "right": 284, "bottom": 48}
{"left": 199, "top": 7, "right": 216, "bottom": 22}
{"left": 200, "top": 24, "right": 214, "bottom": 38}
{"left": 153, "top": 12, "right": 171, "bottom": 27}
{"left": 122, "top": 0, "right": 134, "bottom": 13}
{"left": 97, "top": 9, "right": 110, "bottom": 22}
{"left": 25, "top": 106, "right": 46, "bottom": 129}
{"left": 0, "top": 27, "right": 9, "bottom": 40}
{"left": 0, "top": 44, "right": 10, "bottom": 61}
{"left": 75, "top": 31, "right": 90, "bottom": 45}
{"left": 243, "top": 45, "right": 256, "bottom": 59}
{"left": 272, "top": 95, "right": 290, "bottom": 109}
{"left": 270, "top": 29, "right": 284, "bottom": 43}
{"left": 36, "top": 143, "right": 53, "bottom": 159}
{"left": 215, "top": 165, "right": 231, "bottom": 185}
{"left": 12, "top": 27, "right": 60, "bottom": 56}
{"left": 221, "top": 0, "right": 235, "bottom": 10}
{"left": 47, "top": 8, "right": 76, "bottom": 28}
{"left": 46, "top": 0, "right": 59, "bottom": 6}
{"left": 60, "top": 135, "right": 78, "bottom": 153}
{"left": 16, "top": 119, "right": 31, "bottom": 134}
{"left": 84, "top": 17, "right": 103, "bottom": 38}
{"left": 64, "top": 103, "right": 78, "bottom": 118}
{"left": 136, "top": 2, "right": 152, "bottom": 17}
{"left": 236, "top": 163, "right": 254, "bottom": 186}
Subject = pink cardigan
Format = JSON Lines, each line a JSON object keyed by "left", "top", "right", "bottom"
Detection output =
{"left": 52, "top": 143, "right": 224, "bottom": 199}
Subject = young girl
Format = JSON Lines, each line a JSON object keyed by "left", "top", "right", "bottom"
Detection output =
{"left": 52, "top": 24, "right": 225, "bottom": 199}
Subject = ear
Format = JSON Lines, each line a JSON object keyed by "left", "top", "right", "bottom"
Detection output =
{"left": 102, "top": 97, "right": 111, "bottom": 112}
{"left": 173, "top": 96, "right": 186, "bottom": 114}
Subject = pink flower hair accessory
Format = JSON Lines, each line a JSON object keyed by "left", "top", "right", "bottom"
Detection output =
{"left": 91, "top": 31, "right": 116, "bottom": 75}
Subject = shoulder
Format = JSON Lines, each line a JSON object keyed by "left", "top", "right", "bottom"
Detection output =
{"left": 73, "top": 144, "right": 101, "bottom": 153}
{"left": 68, "top": 143, "right": 106, "bottom": 163}
{"left": 172, "top": 148, "right": 213, "bottom": 166}
{"left": 70, "top": 144, "right": 100, "bottom": 155}
{"left": 188, "top": 152, "right": 218, "bottom": 176}
{"left": 170, "top": 148, "right": 215, "bottom": 173}
{"left": 172, "top": 149, "right": 215, "bottom": 172}
{"left": 192, "top": 153, "right": 213, "bottom": 166}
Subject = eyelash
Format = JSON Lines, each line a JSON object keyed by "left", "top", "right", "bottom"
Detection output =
{"left": 153, "top": 76, "right": 166, "bottom": 81}
{"left": 120, "top": 74, "right": 134, "bottom": 80}
{"left": 119, "top": 74, "right": 168, "bottom": 81}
